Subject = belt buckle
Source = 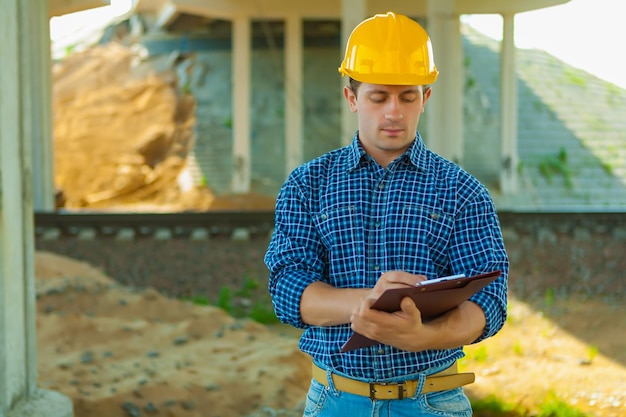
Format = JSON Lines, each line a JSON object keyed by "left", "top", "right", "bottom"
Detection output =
{"left": 369, "top": 381, "right": 406, "bottom": 400}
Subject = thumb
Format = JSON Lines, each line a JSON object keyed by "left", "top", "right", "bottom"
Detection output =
{"left": 400, "top": 297, "right": 419, "bottom": 317}
{"left": 400, "top": 297, "right": 424, "bottom": 323}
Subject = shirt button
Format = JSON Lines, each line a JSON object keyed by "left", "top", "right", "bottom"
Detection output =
{"left": 374, "top": 222, "right": 380, "bottom": 228}
{"left": 377, "top": 349, "right": 385, "bottom": 355}
{"left": 374, "top": 265, "right": 380, "bottom": 271}
{"left": 378, "top": 183, "right": 385, "bottom": 190}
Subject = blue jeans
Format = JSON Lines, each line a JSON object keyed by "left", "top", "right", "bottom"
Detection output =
{"left": 303, "top": 362, "right": 472, "bottom": 417}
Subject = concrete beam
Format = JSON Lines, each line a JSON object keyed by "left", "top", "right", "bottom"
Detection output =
{"left": 132, "top": 0, "right": 569, "bottom": 20}
{"left": 454, "top": 0, "right": 570, "bottom": 15}
{"left": 146, "top": 0, "right": 342, "bottom": 19}
{"left": 48, "top": 0, "right": 109, "bottom": 17}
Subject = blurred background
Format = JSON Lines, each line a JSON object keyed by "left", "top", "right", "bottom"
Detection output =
{"left": 2, "top": 1, "right": 625, "bottom": 416}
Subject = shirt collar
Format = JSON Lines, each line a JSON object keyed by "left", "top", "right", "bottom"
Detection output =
{"left": 406, "top": 132, "right": 429, "bottom": 172}
{"left": 345, "top": 131, "right": 429, "bottom": 173}
{"left": 346, "top": 132, "right": 367, "bottom": 172}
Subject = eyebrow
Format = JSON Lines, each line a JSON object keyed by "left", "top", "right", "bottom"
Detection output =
{"left": 367, "top": 87, "right": 421, "bottom": 95}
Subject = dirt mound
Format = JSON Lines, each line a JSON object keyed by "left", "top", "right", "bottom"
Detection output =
{"left": 53, "top": 43, "right": 211, "bottom": 211}
{"left": 35, "top": 251, "right": 311, "bottom": 417}
{"left": 52, "top": 43, "right": 277, "bottom": 212}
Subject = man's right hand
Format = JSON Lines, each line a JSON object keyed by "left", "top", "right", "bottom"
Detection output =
{"left": 367, "top": 270, "right": 427, "bottom": 300}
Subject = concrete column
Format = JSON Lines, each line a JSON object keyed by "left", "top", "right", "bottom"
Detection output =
{"left": 500, "top": 13, "right": 519, "bottom": 193}
{"left": 284, "top": 15, "right": 304, "bottom": 176}
{"left": 231, "top": 16, "right": 251, "bottom": 193}
{"left": 0, "top": 0, "right": 73, "bottom": 416}
{"left": 31, "top": 0, "right": 55, "bottom": 211}
{"left": 339, "top": 0, "right": 365, "bottom": 146}
{"left": 426, "top": 0, "right": 463, "bottom": 164}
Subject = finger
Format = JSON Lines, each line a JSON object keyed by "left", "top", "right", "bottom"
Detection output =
{"left": 380, "top": 271, "right": 426, "bottom": 287}
{"left": 351, "top": 297, "right": 374, "bottom": 324}
{"left": 351, "top": 301, "right": 376, "bottom": 333}
{"left": 400, "top": 297, "right": 420, "bottom": 320}
{"left": 414, "top": 275, "right": 427, "bottom": 286}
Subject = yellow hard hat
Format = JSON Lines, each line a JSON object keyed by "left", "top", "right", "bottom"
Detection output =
{"left": 338, "top": 11, "right": 438, "bottom": 85}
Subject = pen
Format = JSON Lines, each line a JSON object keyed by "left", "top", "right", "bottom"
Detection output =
{"left": 417, "top": 273, "right": 466, "bottom": 286}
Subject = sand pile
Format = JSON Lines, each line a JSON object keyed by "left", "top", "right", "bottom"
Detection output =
{"left": 52, "top": 43, "right": 217, "bottom": 211}
{"left": 35, "top": 251, "right": 311, "bottom": 417}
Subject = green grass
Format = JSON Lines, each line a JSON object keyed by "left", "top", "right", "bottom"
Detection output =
{"left": 562, "top": 68, "right": 587, "bottom": 88}
{"left": 586, "top": 345, "right": 598, "bottom": 364}
{"left": 216, "top": 286, "right": 234, "bottom": 313}
{"left": 471, "top": 392, "right": 594, "bottom": 417}
{"left": 185, "top": 277, "right": 279, "bottom": 325}
{"left": 537, "top": 392, "right": 591, "bottom": 417}
{"left": 471, "top": 394, "right": 524, "bottom": 415}
{"left": 544, "top": 287, "right": 555, "bottom": 307}
{"left": 188, "top": 294, "right": 210, "bottom": 306}
{"left": 538, "top": 148, "right": 573, "bottom": 188}
{"left": 469, "top": 345, "right": 490, "bottom": 363}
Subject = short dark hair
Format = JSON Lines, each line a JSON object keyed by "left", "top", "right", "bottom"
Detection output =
{"left": 348, "top": 78, "right": 431, "bottom": 97}
{"left": 348, "top": 78, "right": 361, "bottom": 92}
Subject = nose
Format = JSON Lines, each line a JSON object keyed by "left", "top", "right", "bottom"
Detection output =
{"left": 384, "top": 97, "right": 404, "bottom": 121}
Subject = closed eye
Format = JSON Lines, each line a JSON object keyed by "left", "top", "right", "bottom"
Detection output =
{"left": 369, "top": 94, "right": 387, "bottom": 103}
{"left": 368, "top": 93, "right": 418, "bottom": 104}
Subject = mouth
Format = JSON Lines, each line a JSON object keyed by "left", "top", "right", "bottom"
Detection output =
{"left": 381, "top": 127, "right": 404, "bottom": 136}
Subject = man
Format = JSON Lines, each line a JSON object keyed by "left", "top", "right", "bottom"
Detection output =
{"left": 265, "top": 11, "right": 508, "bottom": 417}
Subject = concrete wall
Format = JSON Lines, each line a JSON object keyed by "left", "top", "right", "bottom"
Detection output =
{"left": 499, "top": 213, "right": 626, "bottom": 298}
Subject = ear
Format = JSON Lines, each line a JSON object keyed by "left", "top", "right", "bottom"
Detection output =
{"left": 343, "top": 86, "right": 358, "bottom": 113}
{"left": 421, "top": 86, "right": 432, "bottom": 113}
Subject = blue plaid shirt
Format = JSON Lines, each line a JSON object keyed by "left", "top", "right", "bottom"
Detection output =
{"left": 265, "top": 133, "right": 509, "bottom": 380}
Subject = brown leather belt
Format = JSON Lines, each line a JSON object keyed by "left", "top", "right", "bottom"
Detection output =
{"left": 312, "top": 361, "right": 475, "bottom": 400}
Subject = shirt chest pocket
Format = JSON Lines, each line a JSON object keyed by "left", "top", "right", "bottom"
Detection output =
{"left": 312, "top": 205, "right": 363, "bottom": 266}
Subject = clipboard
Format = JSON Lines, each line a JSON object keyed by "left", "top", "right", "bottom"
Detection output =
{"left": 340, "top": 270, "right": 501, "bottom": 352}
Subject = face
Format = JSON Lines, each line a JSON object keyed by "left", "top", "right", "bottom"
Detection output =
{"left": 343, "top": 83, "right": 431, "bottom": 168}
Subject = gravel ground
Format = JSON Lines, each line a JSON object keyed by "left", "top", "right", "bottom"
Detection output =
{"left": 36, "top": 230, "right": 625, "bottom": 304}
{"left": 36, "top": 236, "right": 273, "bottom": 304}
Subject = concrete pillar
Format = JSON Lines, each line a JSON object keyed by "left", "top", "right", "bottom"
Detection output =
{"left": 340, "top": 0, "right": 365, "bottom": 146}
{"left": 0, "top": 0, "right": 73, "bottom": 416}
{"left": 232, "top": 16, "right": 252, "bottom": 193}
{"left": 284, "top": 15, "right": 304, "bottom": 176}
{"left": 500, "top": 13, "right": 519, "bottom": 193}
{"left": 426, "top": 0, "right": 463, "bottom": 164}
{"left": 31, "top": 0, "right": 56, "bottom": 212}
